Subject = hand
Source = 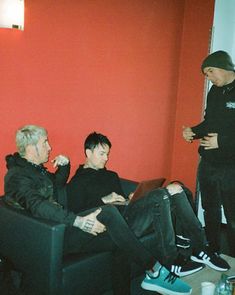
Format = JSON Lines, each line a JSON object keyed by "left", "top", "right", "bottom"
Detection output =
{"left": 73, "top": 208, "right": 106, "bottom": 236}
{"left": 102, "top": 192, "right": 126, "bottom": 204}
{"left": 51, "top": 155, "right": 69, "bottom": 168}
{"left": 200, "top": 133, "right": 218, "bottom": 149}
{"left": 166, "top": 183, "right": 183, "bottom": 195}
{"left": 182, "top": 126, "right": 195, "bottom": 143}
{"left": 128, "top": 192, "right": 134, "bottom": 200}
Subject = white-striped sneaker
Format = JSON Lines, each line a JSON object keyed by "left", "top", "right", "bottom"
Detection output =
{"left": 191, "top": 249, "right": 230, "bottom": 272}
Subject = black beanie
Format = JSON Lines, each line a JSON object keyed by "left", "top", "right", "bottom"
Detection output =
{"left": 201, "top": 50, "right": 234, "bottom": 72}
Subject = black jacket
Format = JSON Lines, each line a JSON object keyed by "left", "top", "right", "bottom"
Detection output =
{"left": 67, "top": 165, "right": 124, "bottom": 213}
{"left": 192, "top": 79, "right": 235, "bottom": 164}
{"left": 4, "top": 153, "right": 76, "bottom": 226}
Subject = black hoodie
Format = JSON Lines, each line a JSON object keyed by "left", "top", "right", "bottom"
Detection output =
{"left": 67, "top": 165, "right": 124, "bottom": 213}
{"left": 4, "top": 153, "right": 76, "bottom": 226}
{"left": 192, "top": 79, "right": 235, "bottom": 165}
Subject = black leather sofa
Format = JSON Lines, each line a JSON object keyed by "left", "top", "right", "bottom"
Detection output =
{"left": 0, "top": 178, "right": 165, "bottom": 295}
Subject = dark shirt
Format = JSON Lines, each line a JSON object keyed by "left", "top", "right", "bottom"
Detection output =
{"left": 4, "top": 153, "right": 76, "bottom": 226}
{"left": 67, "top": 165, "right": 124, "bottom": 213}
{"left": 192, "top": 79, "right": 235, "bottom": 164}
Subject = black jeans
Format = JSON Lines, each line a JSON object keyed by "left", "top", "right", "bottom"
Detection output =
{"left": 64, "top": 205, "right": 155, "bottom": 295}
{"left": 198, "top": 159, "right": 235, "bottom": 256}
{"left": 123, "top": 188, "right": 206, "bottom": 265}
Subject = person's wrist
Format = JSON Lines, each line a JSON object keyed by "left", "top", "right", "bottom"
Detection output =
{"left": 102, "top": 193, "right": 112, "bottom": 203}
{"left": 73, "top": 216, "right": 84, "bottom": 228}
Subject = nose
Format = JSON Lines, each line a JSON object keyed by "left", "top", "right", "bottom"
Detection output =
{"left": 104, "top": 154, "right": 108, "bottom": 161}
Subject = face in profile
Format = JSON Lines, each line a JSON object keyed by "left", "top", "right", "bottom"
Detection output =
{"left": 33, "top": 135, "right": 52, "bottom": 164}
{"left": 86, "top": 143, "right": 110, "bottom": 170}
{"left": 203, "top": 67, "right": 232, "bottom": 87}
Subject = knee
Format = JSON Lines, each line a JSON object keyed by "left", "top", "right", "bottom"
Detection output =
{"left": 98, "top": 204, "right": 121, "bottom": 223}
{"left": 101, "top": 204, "right": 119, "bottom": 214}
{"left": 166, "top": 183, "right": 183, "bottom": 196}
{"left": 147, "top": 188, "right": 169, "bottom": 203}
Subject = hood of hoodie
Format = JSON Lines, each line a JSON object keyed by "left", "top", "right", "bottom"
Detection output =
{"left": 5, "top": 152, "right": 54, "bottom": 201}
{"left": 6, "top": 152, "right": 48, "bottom": 171}
{"left": 5, "top": 153, "right": 27, "bottom": 169}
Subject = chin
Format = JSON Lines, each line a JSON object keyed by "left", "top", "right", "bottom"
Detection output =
{"left": 215, "top": 81, "right": 224, "bottom": 87}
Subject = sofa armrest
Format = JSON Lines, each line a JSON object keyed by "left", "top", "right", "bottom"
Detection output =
{"left": 0, "top": 200, "right": 65, "bottom": 295}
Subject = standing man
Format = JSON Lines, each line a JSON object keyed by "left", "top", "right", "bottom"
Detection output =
{"left": 4, "top": 124, "right": 192, "bottom": 295}
{"left": 183, "top": 50, "right": 235, "bottom": 257}
{"left": 67, "top": 131, "right": 230, "bottom": 273}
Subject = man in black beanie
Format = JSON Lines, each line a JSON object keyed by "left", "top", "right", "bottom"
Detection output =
{"left": 183, "top": 50, "right": 235, "bottom": 261}
{"left": 201, "top": 50, "right": 235, "bottom": 74}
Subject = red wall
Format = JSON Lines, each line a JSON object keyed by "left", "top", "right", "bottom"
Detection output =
{"left": 171, "top": 0, "right": 215, "bottom": 191}
{"left": 0, "top": 0, "right": 214, "bottom": 194}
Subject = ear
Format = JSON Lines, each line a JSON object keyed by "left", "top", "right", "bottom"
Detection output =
{"left": 25, "top": 144, "right": 35, "bottom": 155}
{"left": 85, "top": 148, "right": 92, "bottom": 158}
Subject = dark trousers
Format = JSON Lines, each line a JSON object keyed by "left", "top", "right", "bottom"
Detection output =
{"left": 123, "top": 188, "right": 206, "bottom": 265}
{"left": 64, "top": 188, "right": 206, "bottom": 293}
{"left": 63, "top": 205, "right": 155, "bottom": 295}
{"left": 198, "top": 159, "right": 235, "bottom": 256}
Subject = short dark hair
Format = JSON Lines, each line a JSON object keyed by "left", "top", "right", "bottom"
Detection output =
{"left": 84, "top": 132, "right": 112, "bottom": 153}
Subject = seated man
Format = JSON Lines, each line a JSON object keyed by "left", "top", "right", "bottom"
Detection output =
{"left": 67, "top": 131, "right": 230, "bottom": 276}
{"left": 4, "top": 124, "right": 192, "bottom": 295}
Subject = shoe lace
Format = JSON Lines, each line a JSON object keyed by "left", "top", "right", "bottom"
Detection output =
{"left": 164, "top": 271, "right": 178, "bottom": 284}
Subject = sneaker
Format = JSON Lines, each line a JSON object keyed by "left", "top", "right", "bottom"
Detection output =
{"left": 191, "top": 249, "right": 231, "bottom": 271}
{"left": 141, "top": 266, "right": 192, "bottom": 295}
{"left": 176, "top": 235, "right": 191, "bottom": 249}
{"left": 170, "top": 255, "right": 204, "bottom": 277}
{"left": 170, "top": 260, "right": 204, "bottom": 277}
